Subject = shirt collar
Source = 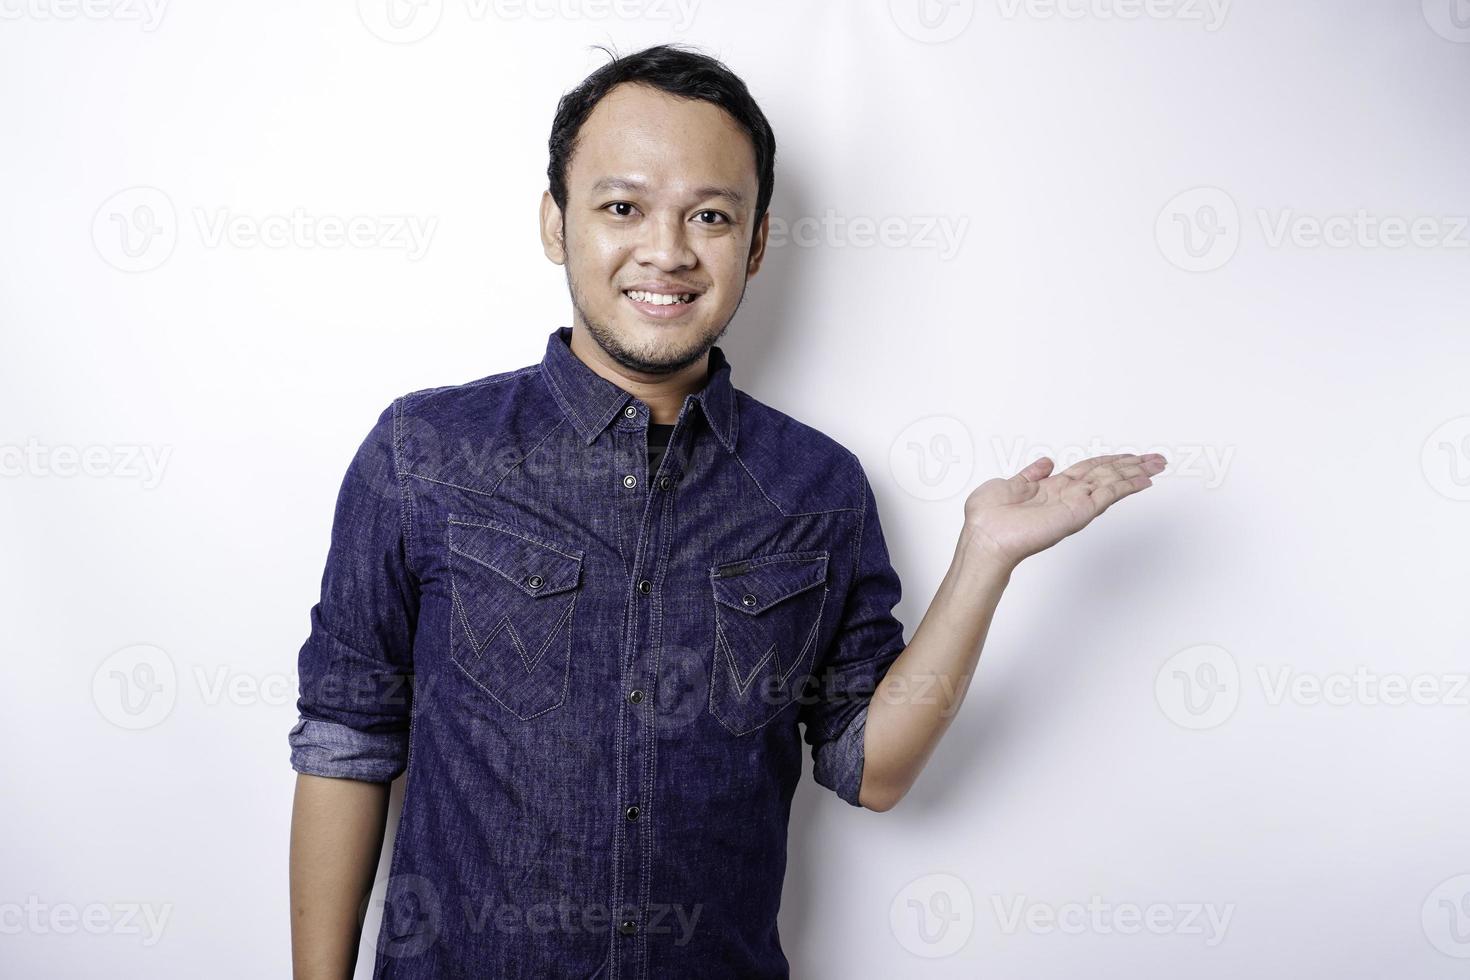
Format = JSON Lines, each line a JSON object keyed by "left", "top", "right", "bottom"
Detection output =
{"left": 539, "top": 325, "right": 739, "bottom": 452}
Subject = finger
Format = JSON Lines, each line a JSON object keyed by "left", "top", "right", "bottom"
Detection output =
{"left": 1056, "top": 453, "right": 1132, "bottom": 481}
{"left": 1074, "top": 455, "right": 1165, "bottom": 487}
{"left": 1110, "top": 457, "right": 1169, "bottom": 486}
{"left": 1014, "top": 457, "right": 1054, "bottom": 483}
{"left": 1086, "top": 471, "right": 1155, "bottom": 510}
{"left": 1061, "top": 452, "right": 1169, "bottom": 483}
{"left": 1089, "top": 459, "right": 1158, "bottom": 488}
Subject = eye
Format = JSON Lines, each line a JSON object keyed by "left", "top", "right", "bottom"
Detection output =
{"left": 693, "top": 210, "right": 730, "bottom": 225}
{"left": 603, "top": 202, "right": 638, "bottom": 217}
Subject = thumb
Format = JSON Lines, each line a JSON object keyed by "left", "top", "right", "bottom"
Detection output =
{"left": 1015, "top": 456, "right": 1054, "bottom": 483}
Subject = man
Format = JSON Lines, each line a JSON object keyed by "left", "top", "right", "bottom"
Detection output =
{"left": 288, "top": 43, "right": 1165, "bottom": 979}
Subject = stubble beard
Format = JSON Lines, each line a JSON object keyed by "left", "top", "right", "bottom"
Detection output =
{"left": 564, "top": 263, "right": 744, "bottom": 377}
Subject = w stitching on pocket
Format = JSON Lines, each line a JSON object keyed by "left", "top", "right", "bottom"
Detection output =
{"left": 446, "top": 514, "right": 583, "bottom": 721}
{"left": 714, "top": 589, "right": 826, "bottom": 694}
{"left": 708, "top": 551, "right": 829, "bottom": 736}
{"left": 451, "top": 577, "right": 575, "bottom": 674}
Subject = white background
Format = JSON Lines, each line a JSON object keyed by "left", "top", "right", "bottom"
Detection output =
{"left": 3, "top": 1, "right": 1469, "bottom": 977}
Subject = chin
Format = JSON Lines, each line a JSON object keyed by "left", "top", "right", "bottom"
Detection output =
{"left": 620, "top": 322, "right": 716, "bottom": 369}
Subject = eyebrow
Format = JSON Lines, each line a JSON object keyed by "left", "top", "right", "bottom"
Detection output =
{"left": 590, "top": 176, "right": 747, "bottom": 209}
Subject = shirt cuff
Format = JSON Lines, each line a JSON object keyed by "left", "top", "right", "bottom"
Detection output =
{"left": 811, "top": 705, "right": 869, "bottom": 808}
{"left": 289, "top": 717, "right": 409, "bottom": 783}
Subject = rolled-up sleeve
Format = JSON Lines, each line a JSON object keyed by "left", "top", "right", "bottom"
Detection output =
{"left": 289, "top": 398, "right": 417, "bottom": 783}
{"left": 800, "top": 459, "right": 907, "bottom": 808}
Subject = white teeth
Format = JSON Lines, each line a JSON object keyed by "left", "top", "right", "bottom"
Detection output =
{"left": 626, "top": 290, "right": 693, "bottom": 305}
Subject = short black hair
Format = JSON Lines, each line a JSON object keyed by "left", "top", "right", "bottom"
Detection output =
{"left": 547, "top": 43, "right": 776, "bottom": 240}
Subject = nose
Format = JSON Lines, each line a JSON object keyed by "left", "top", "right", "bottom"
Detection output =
{"left": 633, "top": 211, "right": 696, "bottom": 272}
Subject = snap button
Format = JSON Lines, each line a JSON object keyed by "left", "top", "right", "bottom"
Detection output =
{"left": 623, "top": 474, "right": 637, "bottom": 488}
{"left": 527, "top": 575, "right": 544, "bottom": 590}
{"left": 637, "top": 579, "right": 652, "bottom": 595}
{"left": 741, "top": 593, "right": 757, "bottom": 607}
{"left": 618, "top": 918, "right": 636, "bottom": 935}
{"left": 625, "top": 805, "right": 640, "bottom": 821}
{"left": 622, "top": 405, "right": 637, "bottom": 418}
{"left": 657, "top": 476, "right": 672, "bottom": 490}
{"left": 628, "top": 689, "right": 644, "bottom": 704}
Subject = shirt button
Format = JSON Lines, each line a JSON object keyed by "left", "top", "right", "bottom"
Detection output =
{"left": 623, "top": 474, "right": 637, "bottom": 489}
{"left": 622, "top": 405, "right": 637, "bottom": 418}
{"left": 625, "top": 805, "right": 640, "bottom": 821}
{"left": 741, "top": 593, "right": 757, "bottom": 607}
{"left": 618, "top": 918, "right": 637, "bottom": 935}
{"left": 657, "top": 476, "right": 672, "bottom": 491}
{"left": 628, "top": 689, "right": 644, "bottom": 704}
{"left": 527, "top": 575, "right": 544, "bottom": 590}
{"left": 637, "top": 579, "right": 652, "bottom": 595}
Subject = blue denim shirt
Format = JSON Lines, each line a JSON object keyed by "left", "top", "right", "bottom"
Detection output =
{"left": 290, "top": 326, "right": 908, "bottom": 979}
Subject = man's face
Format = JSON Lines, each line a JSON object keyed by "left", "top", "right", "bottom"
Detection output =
{"left": 541, "top": 81, "right": 768, "bottom": 376}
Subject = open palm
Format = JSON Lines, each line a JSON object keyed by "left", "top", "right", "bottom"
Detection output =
{"left": 962, "top": 453, "right": 1167, "bottom": 570}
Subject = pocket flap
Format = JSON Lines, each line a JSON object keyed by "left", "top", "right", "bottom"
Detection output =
{"left": 448, "top": 517, "right": 583, "bottom": 598}
{"left": 710, "top": 552, "right": 828, "bottom": 615}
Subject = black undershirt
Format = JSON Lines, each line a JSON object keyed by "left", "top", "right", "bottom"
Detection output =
{"left": 647, "top": 422, "right": 675, "bottom": 478}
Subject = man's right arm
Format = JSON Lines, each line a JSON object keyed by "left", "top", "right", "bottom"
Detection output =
{"left": 287, "top": 398, "right": 418, "bottom": 978}
{"left": 290, "top": 775, "right": 391, "bottom": 979}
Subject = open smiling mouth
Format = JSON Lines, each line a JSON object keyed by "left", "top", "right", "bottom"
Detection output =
{"left": 623, "top": 288, "right": 702, "bottom": 319}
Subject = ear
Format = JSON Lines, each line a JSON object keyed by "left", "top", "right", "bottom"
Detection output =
{"left": 540, "top": 190, "right": 566, "bottom": 265}
{"left": 744, "top": 210, "right": 770, "bottom": 279}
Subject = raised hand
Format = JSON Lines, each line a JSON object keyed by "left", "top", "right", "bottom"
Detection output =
{"left": 960, "top": 453, "right": 1167, "bottom": 571}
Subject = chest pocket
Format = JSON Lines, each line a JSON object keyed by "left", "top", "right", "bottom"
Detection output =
{"left": 447, "top": 515, "right": 583, "bottom": 721}
{"left": 708, "top": 551, "right": 829, "bottom": 736}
